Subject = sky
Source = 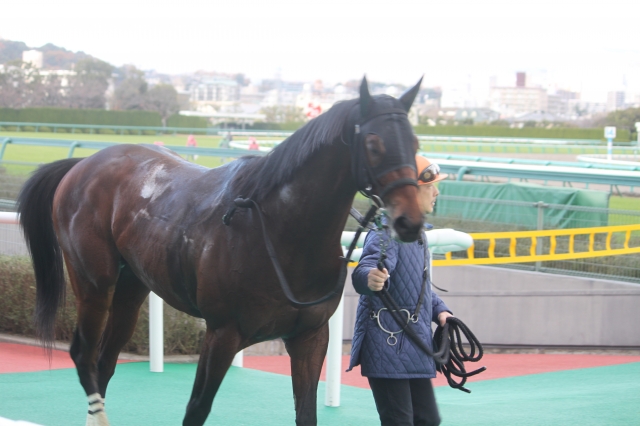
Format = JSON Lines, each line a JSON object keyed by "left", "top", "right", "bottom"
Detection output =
{"left": 2, "top": 0, "right": 639, "bottom": 102}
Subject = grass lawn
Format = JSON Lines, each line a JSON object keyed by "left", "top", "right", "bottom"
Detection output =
{"left": 608, "top": 196, "right": 640, "bottom": 234}
{"left": 609, "top": 195, "right": 640, "bottom": 211}
{"left": 3, "top": 131, "right": 640, "bottom": 212}
{"left": 0, "top": 131, "right": 627, "bottom": 163}
{"left": 0, "top": 131, "right": 283, "bottom": 173}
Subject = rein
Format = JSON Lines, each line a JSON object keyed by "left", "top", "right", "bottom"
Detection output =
{"left": 224, "top": 197, "right": 382, "bottom": 308}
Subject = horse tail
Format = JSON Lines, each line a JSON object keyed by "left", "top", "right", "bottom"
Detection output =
{"left": 17, "top": 157, "right": 84, "bottom": 353}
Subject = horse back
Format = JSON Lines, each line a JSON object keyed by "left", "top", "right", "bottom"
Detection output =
{"left": 53, "top": 144, "right": 237, "bottom": 317}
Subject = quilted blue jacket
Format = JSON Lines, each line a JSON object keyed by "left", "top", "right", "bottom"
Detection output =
{"left": 347, "top": 226, "right": 451, "bottom": 379}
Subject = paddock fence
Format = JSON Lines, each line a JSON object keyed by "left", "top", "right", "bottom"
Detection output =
{"left": 429, "top": 195, "right": 640, "bottom": 284}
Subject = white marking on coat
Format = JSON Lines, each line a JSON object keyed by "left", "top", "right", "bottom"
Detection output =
{"left": 279, "top": 184, "right": 294, "bottom": 204}
{"left": 133, "top": 208, "right": 151, "bottom": 221}
{"left": 140, "top": 165, "right": 170, "bottom": 202}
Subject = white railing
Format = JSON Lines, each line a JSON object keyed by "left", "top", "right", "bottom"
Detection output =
{"left": 0, "top": 212, "right": 18, "bottom": 224}
{"left": 0, "top": 212, "right": 472, "bottom": 407}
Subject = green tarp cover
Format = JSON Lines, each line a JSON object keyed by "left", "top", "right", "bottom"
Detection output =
{"left": 435, "top": 181, "right": 609, "bottom": 229}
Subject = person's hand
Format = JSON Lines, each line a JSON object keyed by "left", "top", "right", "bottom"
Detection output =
{"left": 367, "top": 268, "right": 389, "bottom": 292}
{"left": 438, "top": 311, "right": 453, "bottom": 327}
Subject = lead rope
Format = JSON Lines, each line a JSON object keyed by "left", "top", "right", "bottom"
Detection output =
{"left": 371, "top": 213, "right": 486, "bottom": 392}
{"left": 433, "top": 317, "right": 486, "bottom": 393}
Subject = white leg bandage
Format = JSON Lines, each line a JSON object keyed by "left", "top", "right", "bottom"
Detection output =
{"left": 86, "top": 393, "right": 109, "bottom": 426}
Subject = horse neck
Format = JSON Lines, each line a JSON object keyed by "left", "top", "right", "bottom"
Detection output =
{"left": 264, "top": 141, "right": 356, "bottom": 245}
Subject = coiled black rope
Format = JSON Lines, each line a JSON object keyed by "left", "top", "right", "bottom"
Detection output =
{"left": 433, "top": 317, "right": 486, "bottom": 393}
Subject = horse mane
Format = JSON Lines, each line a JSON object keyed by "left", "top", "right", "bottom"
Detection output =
{"left": 233, "top": 98, "right": 359, "bottom": 202}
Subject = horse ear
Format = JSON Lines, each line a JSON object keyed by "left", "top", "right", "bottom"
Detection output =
{"left": 399, "top": 76, "right": 423, "bottom": 112}
{"left": 360, "top": 76, "right": 372, "bottom": 117}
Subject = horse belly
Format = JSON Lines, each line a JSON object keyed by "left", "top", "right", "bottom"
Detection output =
{"left": 116, "top": 226, "right": 202, "bottom": 317}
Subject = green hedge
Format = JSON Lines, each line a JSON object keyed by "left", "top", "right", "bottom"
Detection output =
{"left": 0, "top": 108, "right": 208, "bottom": 129}
{"left": 166, "top": 114, "right": 208, "bottom": 128}
{"left": 0, "top": 107, "right": 162, "bottom": 126}
{"left": 413, "top": 125, "right": 631, "bottom": 142}
{"left": 0, "top": 256, "right": 205, "bottom": 355}
{"left": 248, "top": 121, "right": 305, "bottom": 131}
{"left": 2, "top": 108, "right": 631, "bottom": 141}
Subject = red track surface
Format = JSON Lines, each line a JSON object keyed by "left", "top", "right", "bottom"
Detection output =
{"left": 3, "top": 343, "right": 640, "bottom": 390}
{"left": 0, "top": 343, "right": 132, "bottom": 374}
{"left": 0, "top": 343, "right": 75, "bottom": 373}
{"left": 243, "top": 353, "right": 640, "bottom": 389}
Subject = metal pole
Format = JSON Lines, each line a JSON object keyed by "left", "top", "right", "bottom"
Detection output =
{"left": 607, "top": 138, "right": 613, "bottom": 161}
{"left": 231, "top": 350, "right": 243, "bottom": 367}
{"left": 149, "top": 292, "right": 164, "bottom": 373}
{"left": 535, "top": 202, "right": 547, "bottom": 271}
{"left": 325, "top": 294, "right": 344, "bottom": 407}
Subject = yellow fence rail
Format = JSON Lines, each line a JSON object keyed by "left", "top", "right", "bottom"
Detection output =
{"left": 434, "top": 224, "right": 640, "bottom": 266}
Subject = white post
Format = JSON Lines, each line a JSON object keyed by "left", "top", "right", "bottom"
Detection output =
{"left": 231, "top": 350, "right": 243, "bottom": 367}
{"left": 325, "top": 294, "right": 344, "bottom": 407}
{"left": 604, "top": 126, "right": 616, "bottom": 161}
{"left": 149, "top": 292, "right": 164, "bottom": 373}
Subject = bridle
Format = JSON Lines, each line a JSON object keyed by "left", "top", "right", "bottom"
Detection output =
{"left": 348, "top": 108, "right": 419, "bottom": 200}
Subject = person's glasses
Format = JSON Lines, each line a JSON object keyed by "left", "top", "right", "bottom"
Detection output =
{"left": 418, "top": 163, "right": 441, "bottom": 184}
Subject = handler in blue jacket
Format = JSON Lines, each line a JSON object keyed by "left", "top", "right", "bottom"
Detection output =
{"left": 348, "top": 155, "right": 452, "bottom": 426}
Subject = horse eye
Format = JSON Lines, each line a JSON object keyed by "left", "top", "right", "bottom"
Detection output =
{"left": 365, "top": 134, "right": 386, "bottom": 167}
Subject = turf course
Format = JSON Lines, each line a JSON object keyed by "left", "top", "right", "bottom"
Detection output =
{"left": 0, "top": 132, "right": 226, "bottom": 172}
{"left": 1, "top": 361, "right": 639, "bottom": 425}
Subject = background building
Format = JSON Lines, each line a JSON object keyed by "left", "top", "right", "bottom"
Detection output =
{"left": 489, "top": 85, "right": 548, "bottom": 117}
{"left": 607, "top": 91, "right": 625, "bottom": 112}
{"left": 21, "top": 50, "right": 43, "bottom": 68}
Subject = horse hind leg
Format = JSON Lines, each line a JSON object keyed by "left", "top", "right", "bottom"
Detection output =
{"left": 96, "top": 264, "right": 150, "bottom": 397}
{"left": 284, "top": 323, "right": 330, "bottom": 426}
{"left": 183, "top": 324, "right": 242, "bottom": 426}
{"left": 65, "top": 253, "right": 120, "bottom": 426}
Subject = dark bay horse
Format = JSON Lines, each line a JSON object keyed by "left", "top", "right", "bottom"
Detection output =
{"left": 18, "top": 77, "right": 425, "bottom": 426}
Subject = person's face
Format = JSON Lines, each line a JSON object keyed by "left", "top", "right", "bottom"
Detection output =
{"left": 417, "top": 183, "right": 439, "bottom": 215}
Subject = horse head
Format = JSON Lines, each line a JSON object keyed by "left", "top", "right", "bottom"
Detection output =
{"left": 349, "top": 76, "right": 424, "bottom": 242}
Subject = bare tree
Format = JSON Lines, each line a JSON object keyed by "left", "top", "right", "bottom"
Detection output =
{"left": 39, "top": 74, "right": 67, "bottom": 107}
{"left": 66, "top": 59, "right": 113, "bottom": 109}
{"left": 259, "top": 105, "right": 306, "bottom": 123}
{"left": 112, "top": 65, "right": 147, "bottom": 110}
{"left": 144, "top": 84, "right": 179, "bottom": 127}
{"left": 0, "top": 61, "right": 44, "bottom": 108}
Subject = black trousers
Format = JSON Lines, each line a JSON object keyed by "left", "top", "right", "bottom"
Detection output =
{"left": 367, "top": 377, "right": 441, "bottom": 426}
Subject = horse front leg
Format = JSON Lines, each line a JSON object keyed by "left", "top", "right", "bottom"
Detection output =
{"left": 284, "top": 323, "right": 329, "bottom": 426}
{"left": 183, "top": 323, "right": 241, "bottom": 426}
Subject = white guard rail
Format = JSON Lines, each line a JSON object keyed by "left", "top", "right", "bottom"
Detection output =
{"left": 1, "top": 212, "right": 472, "bottom": 407}
{"left": 0, "top": 212, "right": 19, "bottom": 224}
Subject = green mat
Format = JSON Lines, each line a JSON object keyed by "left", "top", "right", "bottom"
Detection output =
{"left": 0, "top": 362, "right": 639, "bottom": 425}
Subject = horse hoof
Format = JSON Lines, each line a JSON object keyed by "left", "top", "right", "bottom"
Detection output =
{"left": 86, "top": 411, "right": 110, "bottom": 426}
